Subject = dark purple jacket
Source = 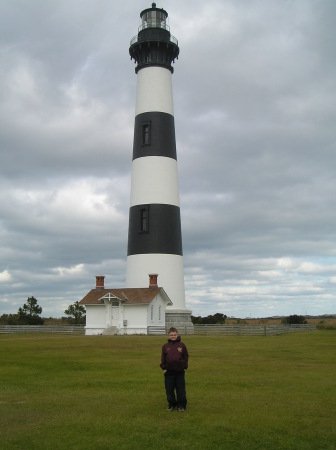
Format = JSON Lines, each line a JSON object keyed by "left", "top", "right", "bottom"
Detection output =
{"left": 160, "top": 336, "right": 189, "bottom": 374}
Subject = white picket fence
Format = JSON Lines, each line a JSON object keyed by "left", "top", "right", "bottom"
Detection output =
{"left": 0, "top": 324, "right": 316, "bottom": 336}
{"left": 148, "top": 324, "right": 316, "bottom": 336}
{"left": 196, "top": 324, "right": 316, "bottom": 336}
{"left": 0, "top": 325, "right": 85, "bottom": 335}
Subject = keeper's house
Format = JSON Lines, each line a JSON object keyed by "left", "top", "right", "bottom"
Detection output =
{"left": 79, "top": 274, "right": 172, "bottom": 335}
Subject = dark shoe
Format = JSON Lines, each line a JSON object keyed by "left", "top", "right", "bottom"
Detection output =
{"left": 166, "top": 405, "right": 176, "bottom": 411}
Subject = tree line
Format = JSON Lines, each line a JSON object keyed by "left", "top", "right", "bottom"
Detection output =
{"left": 191, "top": 313, "right": 228, "bottom": 324}
{"left": 0, "top": 296, "right": 86, "bottom": 325}
{"left": 191, "top": 313, "right": 307, "bottom": 325}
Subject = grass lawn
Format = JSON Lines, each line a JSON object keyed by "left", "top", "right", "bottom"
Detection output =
{"left": 1, "top": 331, "right": 335, "bottom": 450}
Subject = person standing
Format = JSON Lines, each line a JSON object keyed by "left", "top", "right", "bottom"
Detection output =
{"left": 160, "top": 327, "right": 189, "bottom": 411}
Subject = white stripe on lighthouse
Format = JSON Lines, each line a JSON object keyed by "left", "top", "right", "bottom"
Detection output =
{"left": 126, "top": 254, "right": 185, "bottom": 310}
{"left": 135, "top": 67, "right": 174, "bottom": 116}
{"left": 130, "top": 157, "right": 180, "bottom": 207}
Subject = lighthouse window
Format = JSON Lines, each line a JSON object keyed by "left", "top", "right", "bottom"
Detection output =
{"left": 141, "top": 121, "right": 151, "bottom": 146}
{"left": 140, "top": 206, "right": 149, "bottom": 233}
{"left": 142, "top": 10, "right": 166, "bottom": 29}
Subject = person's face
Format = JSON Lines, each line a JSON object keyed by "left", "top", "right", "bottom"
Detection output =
{"left": 169, "top": 331, "right": 178, "bottom": 341}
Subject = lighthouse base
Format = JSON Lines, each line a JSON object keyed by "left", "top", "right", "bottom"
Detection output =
{"left": 165, "top": 309, "right": 194, "bottom": 334}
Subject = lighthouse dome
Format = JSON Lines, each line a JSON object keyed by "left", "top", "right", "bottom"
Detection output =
{"left": 140, "top": 3, "right": 169, "bottom": 31}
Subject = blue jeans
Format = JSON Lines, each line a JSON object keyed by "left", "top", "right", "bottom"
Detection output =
{"left": 164, "top": 371, "right": 187, "bottom": 409}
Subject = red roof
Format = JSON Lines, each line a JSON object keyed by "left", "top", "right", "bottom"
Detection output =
{"left": 79, "top": 287, "right": 172, "bottom": 306}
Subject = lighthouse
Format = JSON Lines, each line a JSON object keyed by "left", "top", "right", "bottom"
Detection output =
{"left": 127, "top": 3, "right": 193, "bottom": 329}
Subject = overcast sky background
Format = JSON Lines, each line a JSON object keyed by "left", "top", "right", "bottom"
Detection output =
{"left": 1, "top": 0, "right": 335, "bottom": 319}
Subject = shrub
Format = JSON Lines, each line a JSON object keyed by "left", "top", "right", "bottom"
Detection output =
{"left": 317, "top": 320, "right": 336, "bottom": 330}
{"left": 281, "top": 315, "right": 307, "bottom": 325}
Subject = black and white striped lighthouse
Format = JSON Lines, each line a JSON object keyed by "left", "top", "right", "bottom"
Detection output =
{"left": 127, "top": 3, "right": 192, "bottom": 325}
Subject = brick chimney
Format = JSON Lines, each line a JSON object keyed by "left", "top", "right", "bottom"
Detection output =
{"left": 149, "top": 273, "right": 158, "bottom": 289}
{"left": 96, "top": 275, "right": 105, "bottom": 289}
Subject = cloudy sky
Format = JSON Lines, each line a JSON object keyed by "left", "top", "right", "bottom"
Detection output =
{"left": 1, "top": 0, "right": 335, "bottom": 319}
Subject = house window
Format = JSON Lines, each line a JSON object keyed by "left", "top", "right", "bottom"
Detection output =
{"left": 141, "top": 121, "right": 151, "bottom": 146}
{"left": 140, "top": 206, "right": 149, "bottom": 233}
{"left": 111, "top": 301, "right": 119, "bottom": 307}
{"left": 151, "top": 305, "right": 154, "bottom": 321}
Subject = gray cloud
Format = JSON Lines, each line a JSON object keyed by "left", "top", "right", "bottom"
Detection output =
{"left": 1, "top": 0, "right": 335, "bottom": 318}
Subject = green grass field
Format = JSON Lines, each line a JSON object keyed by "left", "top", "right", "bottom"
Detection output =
{"left": 1, "top": 331, "right": 335, "bottom": 450}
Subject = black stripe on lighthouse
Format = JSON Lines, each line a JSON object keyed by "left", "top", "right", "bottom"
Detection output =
{"left": 133, "top": 112, "right": 177, "bottom": 160}
{"left": 127, "top": 204, "right": 183, "bottom": 256}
